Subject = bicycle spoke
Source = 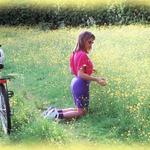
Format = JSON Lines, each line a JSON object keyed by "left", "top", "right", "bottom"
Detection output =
{"left": 0, "top": 110, "right": 7, "bottom": 119}
{"left": 0, "top": 90, "right": 9, "bottom": 134}
{"left": 0, "top": 113, "right": 8, "bottom": 133}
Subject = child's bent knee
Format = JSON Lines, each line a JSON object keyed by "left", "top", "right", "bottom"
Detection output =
{"left": 77, "top": 108, "right": 87, "bottom": 116}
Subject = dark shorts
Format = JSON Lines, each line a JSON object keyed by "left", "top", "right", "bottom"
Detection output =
{"left": 70, "top": 77, "right": 90, "bottom": 109}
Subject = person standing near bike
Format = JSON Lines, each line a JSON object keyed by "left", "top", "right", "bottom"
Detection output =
{"left": 43, "top": 31, "right": 107, "bottom": 120}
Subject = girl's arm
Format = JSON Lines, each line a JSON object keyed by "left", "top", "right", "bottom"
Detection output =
{"left": 78, "top": 69, "right": 107, "bottom": 86}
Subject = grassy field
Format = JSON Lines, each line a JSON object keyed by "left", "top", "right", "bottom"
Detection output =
{"left": 0, "top": 25, "right": 150, "bottom": 148}
{"left": 1, "top": 142, "right": 150, "bottom": 150}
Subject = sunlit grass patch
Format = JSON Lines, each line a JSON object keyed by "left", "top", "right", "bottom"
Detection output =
{"left": 1, "top": 142, "right": 150, "bottom": 150}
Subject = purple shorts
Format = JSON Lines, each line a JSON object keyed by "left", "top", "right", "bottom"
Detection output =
{"left": 70, "top": 77, "right": 90, "bottom": 109}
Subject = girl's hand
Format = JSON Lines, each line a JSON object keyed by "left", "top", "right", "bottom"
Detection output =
{"left": 95, "top": 77, "right": 107, "bottom": 86}
{"left": 93, "top": 69, "right": 97, "bottom": 73}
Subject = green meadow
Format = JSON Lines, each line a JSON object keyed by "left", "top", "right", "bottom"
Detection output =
{"left": 0, "top": 25, "right": 150, "bottom": 149}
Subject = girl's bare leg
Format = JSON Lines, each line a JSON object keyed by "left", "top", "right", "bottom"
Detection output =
{"left": 59, "top": 108, "right": 77, "bottom": 113}
{"left": 62, "top": 108, "right": 87, "bottom": 120}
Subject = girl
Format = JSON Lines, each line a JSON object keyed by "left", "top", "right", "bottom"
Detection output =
{"left": 43, "top": 31, "right": 107, "bottom": 120}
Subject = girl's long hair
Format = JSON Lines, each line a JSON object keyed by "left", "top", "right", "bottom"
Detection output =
{"left": 73, "top": 31, "right": 95, "bottom": 53}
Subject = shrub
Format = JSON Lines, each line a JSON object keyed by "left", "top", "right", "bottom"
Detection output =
{"left": 0, "top": 4, "right": 150, "bottom": 29}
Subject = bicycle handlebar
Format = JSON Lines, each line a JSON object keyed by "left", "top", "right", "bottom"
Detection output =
{"left": 0, "top": 75, "right": 15, "bottom": 80}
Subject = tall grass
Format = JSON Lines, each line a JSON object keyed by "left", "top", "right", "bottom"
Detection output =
{"left": 0, "top": 25, "right": 150, "bottom": 144}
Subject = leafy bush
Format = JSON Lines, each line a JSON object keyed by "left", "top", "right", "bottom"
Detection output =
{"left": 0, "top": 4, "right": 150, "bottom": 29}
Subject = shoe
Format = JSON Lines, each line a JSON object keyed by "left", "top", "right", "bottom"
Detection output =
{"left": 44, "top": 108, "right": 59, "bottom": 120}
{"left": 42, "top": 106, "right": 55, "bottom": 117}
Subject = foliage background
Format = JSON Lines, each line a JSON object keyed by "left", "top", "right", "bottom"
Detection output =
{"left": 0, "top": 0, "right": 150, "bottom": 29}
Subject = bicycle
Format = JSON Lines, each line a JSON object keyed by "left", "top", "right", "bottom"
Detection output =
{"left": 0, "top": 75, "right": 14, "bottom": 135}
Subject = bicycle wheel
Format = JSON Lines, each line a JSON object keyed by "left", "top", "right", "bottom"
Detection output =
{"left": 0, "top": 84, "right": 11, "bottom": 134}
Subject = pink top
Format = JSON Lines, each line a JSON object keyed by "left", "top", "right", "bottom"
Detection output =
{"left": 70, "top": 50, "right": 93, "bottom": 76}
